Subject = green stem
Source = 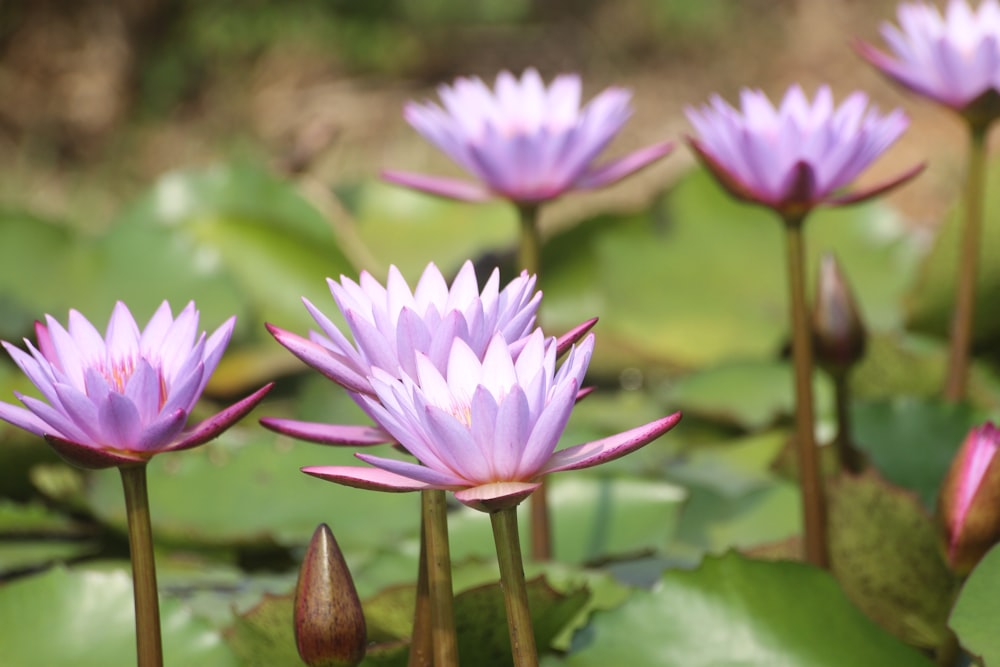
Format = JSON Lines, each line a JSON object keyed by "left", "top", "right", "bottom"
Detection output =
{"left": 119, "top": 464, "right": 163, "bottom": 667}
{"left": 783, "top": 218, "right": 829, "bottom": 568}
{"left": 945, "top": 123, "right": 989, "bottom": 403}
{"left": 423, "top": 489, "right": 458, "bottom": 666}
{"left": 407, "top": 509, "right": 432, "bottom": 667}
{"left": 517, "top": 203, "right": 541, "bottom": 277}
{"left": 517, "top": 203, "right": 553, "bottom": 561}
{"left": 490, "top": 507, "right": 538, "bottom": 667}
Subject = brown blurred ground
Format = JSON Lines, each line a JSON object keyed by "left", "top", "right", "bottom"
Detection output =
{"left": 0, "top": 0, "right": 977, "bottom": 233}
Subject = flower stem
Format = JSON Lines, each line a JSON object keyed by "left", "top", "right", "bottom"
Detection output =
{"left": 832, "top": 370, "right": 865, "bottom": 473}
{"left": 516, "top": 203, "right": 553, "bottom": 561}
{"left": 423, "top": 489, "right": 458, "bottom": 666}
{"left": 119, "top": 464, "right": 163, "bottom": 667}
{"left": 407, "top": 510, "right": 432, "bottom": 667}
{"left": 490, "top": 507, "right": 538, "bottom": 667}
{"left": 945, "top": 123, "right": 989, "bottom": 403}
{"left": 783, "top": 217, "right": 829, "bottom": 568}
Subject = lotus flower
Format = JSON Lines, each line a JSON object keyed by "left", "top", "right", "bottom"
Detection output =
{"left": 685, "top": 85, "right": 920, "bottom": 218}
{"left": 939, "top": 421, "right": 1000, "bottom": 573}
{"left": 303, "top": 329, "right": 681, "bottom": 512}
{"left": 858, "top": 0, "right": 1000, "bottom": 123}
{"left": 263, "top": 261, "right": 594, "bottom": 447}
{"left": 0, "top": 301, "right": 271, "bottom": 469}
{"left": 382, "top": 68, "right": 673, "bottom": 204}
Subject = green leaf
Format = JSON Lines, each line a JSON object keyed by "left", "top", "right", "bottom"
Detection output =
{"left": 0, "top": 566, "right": 239, "bottom": 667}
{"left": 908, "top": 158, "right": 1000, "bottom": 342}
{"left": 345, "top": 182, "right": 517, "bottom": 277}
{"left": 828, "top": 471, "right": 957, "bottom": 649}
{"left": 225, "top": 593, "right": 302, "bottom": 667}
{"left": 852, "top": 397, "right": 981, "bottom": 508}
{"left": 950, "top": 542, "right": 1000, "bottom": 665}
{"left": 95, "top": 164, "right": 353, "bottom": 342}
{"left": 84, "top": 429, "right": 419, "bottom": 550}
{"left": 664, "top": 360, "right": 832, "bottom": 431}
{"left": 446, "top": 473, "right": 686, "bottom": 565}
{"left": 560, "top": 552, "right": 934, "bottom": 667}
{"left": 541, "top": 168, "right": 922, "bottom": 371}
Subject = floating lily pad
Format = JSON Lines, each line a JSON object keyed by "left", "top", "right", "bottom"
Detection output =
{"left": 950, "top": 543, "right": 1000, "bottom": 665}
{"left": 0, "top": 565, "right": 239, "bottom": 667}
{"left": 559, "top": 552, "right": 934, "bottom": 667}
{"left": 541, "top": 168, "right": 923, "bottom": 372}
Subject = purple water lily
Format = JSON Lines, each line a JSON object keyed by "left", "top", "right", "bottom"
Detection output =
{"left": 263, "top": 261, "right": 594, "bottom": 446}
{"left": 0, "top": 301, "right": 271, "bottom": 468}
{"left": 858, "top": 0, "right": 1000, "bottom": 121}
{"left": 685, "top": 85, "right": 921, "bottom": 218}
{"left": 303, "top": 329, "right": 680, "bottom": 512}
{"left": 382, "top": 68, "right": 673, "bottom": 204}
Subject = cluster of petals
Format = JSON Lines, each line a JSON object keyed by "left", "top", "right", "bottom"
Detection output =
{"left": 382, "top": 68, "right": 673, "bottom": 204}
{"left": 685, "top": 85, "right": 920, "bottom": 217}
{"left": 0, "top": 301, "right": 271, "bottom": 469}
{"left": 858, "top": 0, "right": 1000, "bottom": 118}
{"left": 303, "top": 329, "right": 681, "bottom": 512}
{"left": 263, "top": 261, "right": 584, "bottom": 447}
{"left": 939, "top": 421, "right": 1000, "bottom": 573}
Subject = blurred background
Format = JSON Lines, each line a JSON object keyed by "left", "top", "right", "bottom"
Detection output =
{"left": 0, "top": 0, "right": 963, "bottom": 230}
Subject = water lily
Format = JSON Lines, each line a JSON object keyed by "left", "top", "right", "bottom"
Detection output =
{"left": 0, "top": 300, "right": 271, "bottom": 469}
{"left": 685, "top": 85, "right": 919, "bottom": 218}
{"left": 858, "top": 0, "right": 1000, "bottom": 123}
{"left": 382, "top": 68, "right": 673, "bottom": 204}
{"left": 303, "top": 329, "right": 680, "bottom": 513}
{"left": 262, "top": 260, "right": 593, "bottom": 446}
{"left": 939, "top": 421, "right": 1000, "bottom": 574}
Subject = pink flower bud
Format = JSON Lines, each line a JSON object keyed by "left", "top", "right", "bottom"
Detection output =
{"left": 938, "top": 422, "right": 1000, "bottom": 574}
{"left": 812, "top": 253, "right": 867, "bottom": 375}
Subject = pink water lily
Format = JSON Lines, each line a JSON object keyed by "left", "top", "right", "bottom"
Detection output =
{"left": 263, "top": 261, "right": 594, "bottom": 447}
{"left": 382, "top": 68, "right": 673, "bottom": 204}
{"left": 0, "top": 301, "right": 271, "bottom": 469}
{"left": 303, "top": 330, "right": 681, "bottom": 512}
{"left": 858, "top": 0, "right": 1000, "bottom": 122}
{"left": 686, "top": 85, "right": 921, "bottom": 218}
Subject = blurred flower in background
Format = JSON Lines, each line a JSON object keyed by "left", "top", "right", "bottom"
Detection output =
{"left": 382, "top": 68, "right": 673, "bottom": 204}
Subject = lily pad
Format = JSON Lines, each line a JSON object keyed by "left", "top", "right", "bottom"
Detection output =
{"left": 0, "top": 565, "right": 239, "bottom": 666}
{"left": 84, "top": 428, "right": 419, "bottom": 551}
{"left": 950, "top": 542, "right": 1000, "bottom": 665}
{"left": 852, "top": 396, "right": 982, "bottom": 509}
{"left": 559, "top": 551, "right": 934, "bottom": 667}
{"left": 541, "top": 168, "right": 923, "bottom": 371}
{"left": 446, "top": 472, "right": 687, "bottom": 565}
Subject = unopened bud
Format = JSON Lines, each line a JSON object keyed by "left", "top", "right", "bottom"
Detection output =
{"left": 294, "top": 523, "right": 367, "bottom": 667}
{"left": 938, "top": 422, "right": 1000, "bottom": 575}
{"left": 812, "top": 253, "right": 867, "bottom": 374}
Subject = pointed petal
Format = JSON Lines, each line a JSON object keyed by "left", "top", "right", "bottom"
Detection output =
{"left": 161, "top": 383, "right": 273, "bottom": 453}
{"left": 827, "top": 162, "right": 926, "bottom": 206}
{"left": 302, "top": 465, "right": 437, "bottom": 492}
{"left": 381, "top": 170, "right": 493, "bottom": 202}
{"left": 686, "top": 137, "right": 766, "bottom": 205}
{"left": 574, "top": 141, "right": 674, "bottom": 190}
{"left": 555, "top": 318, "right": 598, "bottom": 358}
{"left": 539, "top": 412, "right": 682, "bottom": 474}
{"left": 267, "top": 324, "right": 372, "bottom": 395}
{"left": 260, "top": 417, "right": 393, "bottom": 446}
{"left": 0, "top": 401, "right": 51, "bottom": 437}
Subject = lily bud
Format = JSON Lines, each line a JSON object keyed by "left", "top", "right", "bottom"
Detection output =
{"left": 294, "top": 523, "right": 367, "bottom": 667}
{"left": 812, "top": 253, "right": 867, "bottom": 375}
{"left": 938, "top": 422, "right": 1000, "bottom": 575}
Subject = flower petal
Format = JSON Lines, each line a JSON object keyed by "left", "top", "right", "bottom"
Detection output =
{"left": 540, "top": 412, "right": 682, "bottom": 474}
{"left": 162, "top": 383, "right": 273, "bottom": 453}
{"left": 260, "top": 417, "right": 393, "bottom": 446}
